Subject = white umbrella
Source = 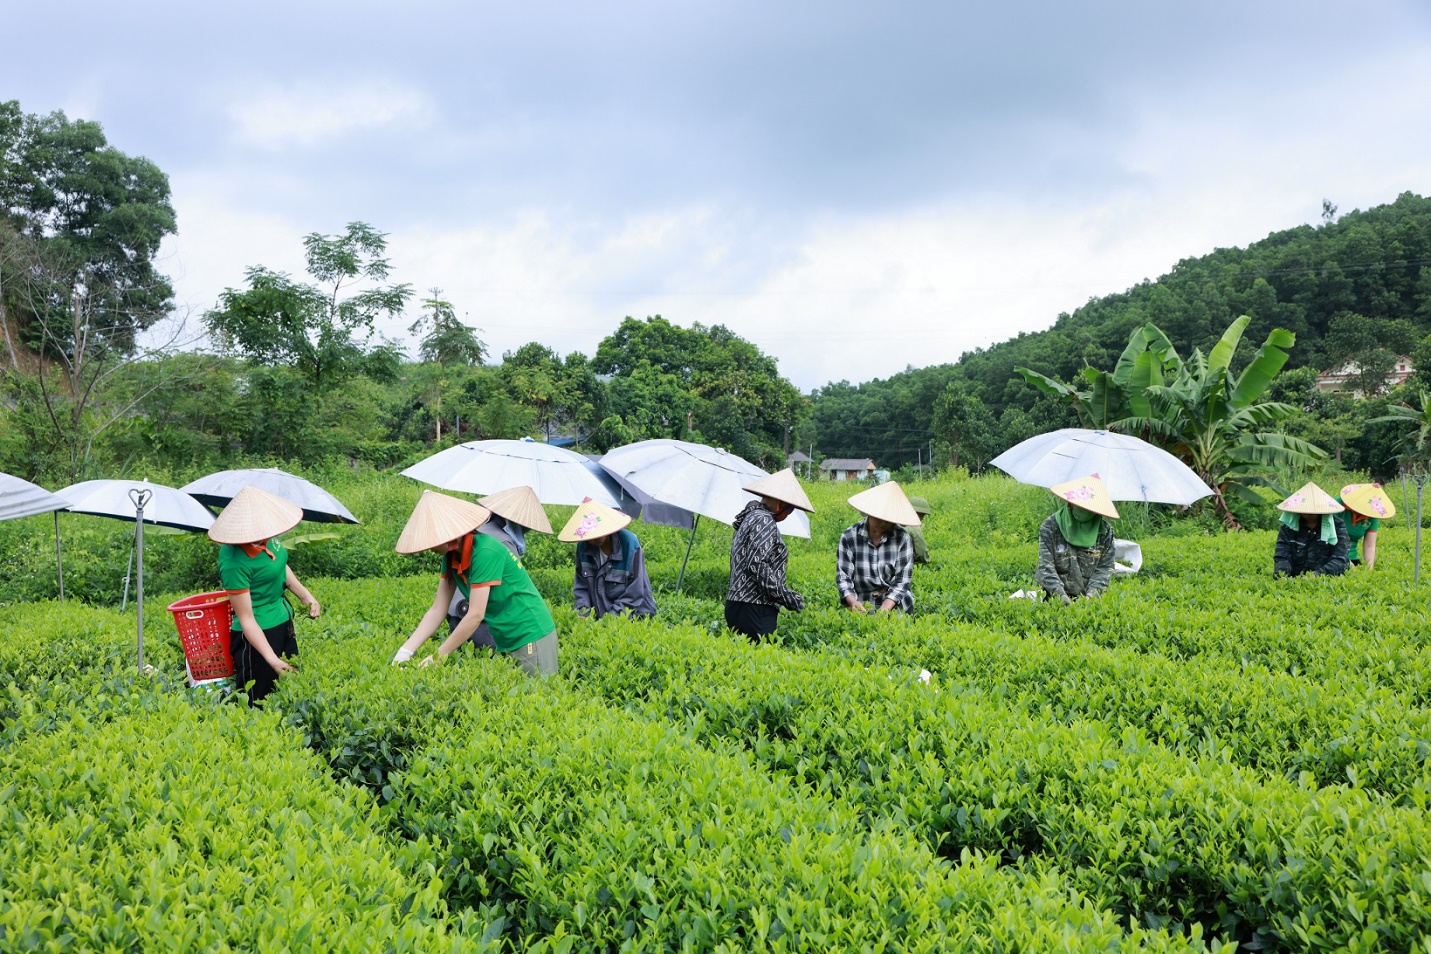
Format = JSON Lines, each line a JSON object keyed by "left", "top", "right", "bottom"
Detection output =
{"left": 0, "top": 472, "right": 68, "bottom": 600}
{"left": 57, "top": 479, "right": 216, "bottom": 531}
{"left": 182, "top": 468, "right": 359, "bottom": 524}
{"left": 55, "top": 479, "right": 215, "bottom": 673}
{"left": 402, "top": 439, "right": 622, "bottom": 507}
{"left": 600, "top": 439, "right": 810, "bottom": 591}
{"left": 583, "top": 455, "right": 696, "bottom": 530}
{"left": 989, "top": 428, "right": 1214, "bottom": 506}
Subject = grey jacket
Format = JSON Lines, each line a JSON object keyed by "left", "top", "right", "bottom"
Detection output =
{"left": 1035, "top": 515, "right": 1115, "bottom": 599}
{"left": 573, "top": 529, "right": 657, "bottom": 619}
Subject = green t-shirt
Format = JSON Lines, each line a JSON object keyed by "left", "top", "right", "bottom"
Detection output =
{"left": 218, "top": 537, "right": 291, "bottom": 631}
{"left": 1335, "top": 501, "right": 1380, "bottom": 562}
{"left": 451, "top": 534, "right": 555, "bottom": 653}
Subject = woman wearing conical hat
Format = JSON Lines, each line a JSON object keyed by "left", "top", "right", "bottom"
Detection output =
{"left": 559, "top": 498, "right": 657, "bottom": 620}
{"left": 837, "top": 481, "right": 920, "bottom": 614}
{"left": 1273, "top": 482, "right": 1349, "bottom": 578}
{"left": 1335, "top": 483, "right": 1395, "bottom": 570}
{"left": 467, "top": 485, "right": 553, "bottom": 649}
{"left": 477, "top": 485, "right": 552, "bottom": 562}
{"left": 391, "top": 491, "right": 558, "bottom": 676}
{"left": 726, "top": 469, "right": 813, "bottom": 639}
{"left": 209, "top": 486, "right": 322, "bottom": 705}
{"left": 1036, "top": 475, "right": 1119, "bottom": 605}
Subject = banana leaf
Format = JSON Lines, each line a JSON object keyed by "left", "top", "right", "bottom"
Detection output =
{"left": 1124, "top": 351, "right": 1166, "bottom": 419}
{"left": 1207, "top": 315, "right": 1251, "bottom": 375}
{"left": 1228, "top": 328, "right": 1296, "bottom": 411}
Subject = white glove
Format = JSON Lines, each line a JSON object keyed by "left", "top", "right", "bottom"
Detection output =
{"left": 391, "top": 646, "right": 415, "bottom": 665}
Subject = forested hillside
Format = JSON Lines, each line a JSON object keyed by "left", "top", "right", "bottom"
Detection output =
{"left": 810, "top": 192, "right": 1431, "bottom": 476}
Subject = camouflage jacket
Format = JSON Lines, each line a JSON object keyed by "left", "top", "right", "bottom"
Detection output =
{"left": 1035, "top": 514, "right": 1115, "bottom": 599}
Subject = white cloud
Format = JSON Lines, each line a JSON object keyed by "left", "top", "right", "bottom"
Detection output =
{"left": 228, "top": 80, "right": 435, "bottom": 149}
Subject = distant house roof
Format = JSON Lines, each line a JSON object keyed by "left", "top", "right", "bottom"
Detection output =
{"left": 819, "top": 458, "right": 876, "bottom": 472}
{"left": 787, "top": 451, "right": 812, "bottom": 464}
{"left": 1316, "top": 355, "right": 1414, "bottom": 393}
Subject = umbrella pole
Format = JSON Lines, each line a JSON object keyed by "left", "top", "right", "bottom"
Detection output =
{"left": 54, "top": 511, "right": 65, "bottom": 602}
{"left": 130, "top": 489, "right": 152, "bottom": 673}
{"left": 675, "top": 514, "right": 701, "bottom": 593}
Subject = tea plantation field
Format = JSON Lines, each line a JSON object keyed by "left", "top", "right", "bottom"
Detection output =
{"left": 3, "top": 473, "right": 1429, "bottom": 951}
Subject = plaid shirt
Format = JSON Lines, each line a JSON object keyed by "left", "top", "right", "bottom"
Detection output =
{"left": 727, "top": 501, "right": 804, "bottom": 610}
{"left": 836, "top": 520, "right": 914, "bottom": 611}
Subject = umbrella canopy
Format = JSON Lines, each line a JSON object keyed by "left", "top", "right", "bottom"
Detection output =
{"left": 402, "top": 439, "right": 622, "bottom": 507}
{"left": 0, "top": 472, "right": 66, "bottom": 522}
{"left": 584, "top": 456, "right": 697, "bottom": 531}
{"left": 182, "top": 468, "right": 359, "bottom": 524}
{"left": 600, "top": 439, "right": 810, "bottom": 538}
{"left": 989, "top": 428, "right": 1214, "bottom": 506}
{"left": 56, "top": 479, "right": 216, "bottom": 531}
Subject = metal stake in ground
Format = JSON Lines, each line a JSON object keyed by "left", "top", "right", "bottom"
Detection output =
{"left": 129, "top": 487, "right": 153, "bottom": 672}
{"left": 1402, "top": 468, "right": 1410, "bottom": 524}
{"left": 1413, "top": 468, "right": 1429, "bottom": 585}
{"left": 675, "top": 514, "right": 701, "bottom": 593}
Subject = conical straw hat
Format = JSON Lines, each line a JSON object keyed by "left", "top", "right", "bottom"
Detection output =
{"left": 1341, "top": 483, "right": 1396, "bottom": 520}
{"left": 395, "top": 491, "right": 491, "bottom": 554}
{"left": 1049, "top": 474, "right": 1120, "bottom": 520}
{"left": 909, "top": 495, "right": 932, "bottom": 516}
{"left": 208, "top": 486, "right": 303, "bottom": 545}
{"left": 1276, "top": 481, "right": 1344, "bottom": 515}
{"left": 743, "top": 468, "right": 815, "bottom": 513}
{"left": 847, "top": 480, "right": 922, "bottom": 526}
{"left": 558, "top": 497, "right": 631, "bottom": 543}
{"left": 479, "top": 485, "right": 554, "bottom": 534}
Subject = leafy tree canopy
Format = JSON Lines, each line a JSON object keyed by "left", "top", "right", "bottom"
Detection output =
{"left": 409, "top": 289, "right": 486, "bottom": 366}
{"left": 0, "top": 99, "right": 177, "bottom": 355}
{"left": 205, "top": 222, "right": 410, "bottom": 390}
{"left": 593, "top": 316, "right": 802, "bottom": 466}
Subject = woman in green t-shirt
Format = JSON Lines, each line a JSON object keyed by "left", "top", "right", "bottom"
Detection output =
{"left": 209, "top": 487, "right": 322, "bottom": 705}
{"left": 1337, "top": 483, "right": 1396, "bottom": 569}
{"left": 391, "top": 490, "right": 558, "bottom": 677}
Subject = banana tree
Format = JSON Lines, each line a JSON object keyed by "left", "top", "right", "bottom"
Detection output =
{"left": 1115, "top": 316, "right": 1326, "bottom": 527}
{"left": 1016, "top": 324, "right": 1181, "bottom": 429}
{"left": 1371, "top": 389, "right": 1431, "bottom": 462}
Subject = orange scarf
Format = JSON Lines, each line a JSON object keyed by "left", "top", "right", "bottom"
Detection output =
{"left": 240, "top": 540, "right": 276, "bottom": 559}
{"left": 446, "top": 533, "right": 474, "bottom": 584}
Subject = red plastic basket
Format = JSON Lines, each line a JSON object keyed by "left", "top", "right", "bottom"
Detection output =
{"left": 167, "top": 591, "right": 235, "bottom": 681}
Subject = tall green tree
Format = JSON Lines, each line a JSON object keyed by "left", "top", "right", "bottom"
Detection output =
{"left": 593, "top": 315, "right": 803, "bottom": 465}
{"left": 205, "top": 222, "right": 409, "bottom": 390}
{"left": 409, "top": 288, "right": 486, "bottom": 366}
{"left": 930, "top": 382, "right": 997, "bottom": 472}
{"left": 0, "top": 100, "right": 191, "bottom": 481}
{"left": 1, "top": 100, "right": 177, "bottom": 360}
{"left": 499, "top": 343, "right": 605, "bottom": 443}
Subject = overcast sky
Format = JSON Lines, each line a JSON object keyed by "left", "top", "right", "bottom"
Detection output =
{"left": 7, "top": 1, "right": 1431, "bottom": 389}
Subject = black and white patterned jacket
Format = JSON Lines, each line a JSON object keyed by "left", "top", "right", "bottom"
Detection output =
{"left": 727, "top": 501, "right": 805, "bottom": 610}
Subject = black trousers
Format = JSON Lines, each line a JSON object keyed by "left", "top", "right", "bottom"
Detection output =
{"left": 725, "top": 600, "right": 778, "bottom": 640}
{"left": 230, "top": 620, "right": 297, "bottom": 706}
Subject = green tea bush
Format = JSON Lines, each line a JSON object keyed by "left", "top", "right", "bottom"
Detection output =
{"left": 0, "top": 685, "right": 487, "bottom": 952}
{"left": 558, "top": 614, "right": 1431, "bottom": 950}
{"left": 810, "top": 612, "right": 1431, "bottom": 800}
{"left": 388, "top": 680, "right": 1216, "bottom": 953}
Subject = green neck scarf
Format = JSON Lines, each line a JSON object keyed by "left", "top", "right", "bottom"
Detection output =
{"left": 1054, "top": 500, "right": 1103, "bottom": 548}
{"left": 1280, "top": 510, "right": 1338, "bottom": 545}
